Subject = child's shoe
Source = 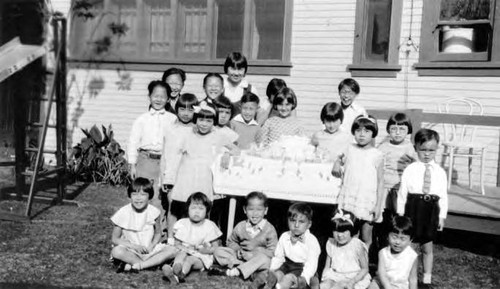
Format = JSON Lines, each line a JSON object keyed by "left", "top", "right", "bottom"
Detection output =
{"left": 249, "top": 270, "right": 268, "bottom": 289}
{"left": 162, "top": 264, "right": 179, "bottom": 284}
{"left": 263, "top": 270, "right": 277, "bottom": 289}
{"left": 172, "top": 263, "right": 186, "bottom": 283}
{"left": 207, "top": 265, "right": 227, "bottom": 276}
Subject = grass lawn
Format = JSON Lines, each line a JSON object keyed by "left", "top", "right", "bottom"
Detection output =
{"left": 0, "top": 183, "right": 499, "bottom": 289}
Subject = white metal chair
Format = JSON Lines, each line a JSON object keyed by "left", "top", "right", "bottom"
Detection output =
{"left": 438, "top": 98, "right": 487, "bottom": 195}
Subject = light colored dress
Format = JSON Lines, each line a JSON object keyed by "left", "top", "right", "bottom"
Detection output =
{"left": 256, "top": 116, "right": 304, "bottom": 146}
{"left": 322, "top": 237, "right": 371, "bottom": 289}
{"left": 163, "top": 129, "right": 234, "bottom": 202}
{"left": 378, "top": 139, "right": 416, "bottom": 191}
{"left": 174, "top": 218, "right": 223, "bottom": 247}
{"left": 337, "top": 144, "right": 383, "bottom": 222}
{"left": 379, "top": 246, "right": 418, "bottom": 289}
{"left": 110, "top": 204, "right": 167, "bottom": 259}
{"left": 311, "top": 128, "right": 352, "bottom": 161}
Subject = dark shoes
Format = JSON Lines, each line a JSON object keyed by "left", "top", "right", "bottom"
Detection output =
{"left": 248, "top": 270, "right": 268, "bottom": 289}
{"left": 207, "top": 265, "right": 228, "bottom": 276}
{"left": 420, "top": 283, "right": 433, "bottom": 289}
{"left": 263, "top": 270, "right": 277, "bottom": 289}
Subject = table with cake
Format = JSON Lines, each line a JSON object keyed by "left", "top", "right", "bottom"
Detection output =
{"left": 212, "top": 136, "right": 341, "bottom": 237}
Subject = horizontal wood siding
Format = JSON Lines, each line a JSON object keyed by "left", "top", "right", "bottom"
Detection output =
{"left": 50, "top": 0, "right": 500, "bottom": 187}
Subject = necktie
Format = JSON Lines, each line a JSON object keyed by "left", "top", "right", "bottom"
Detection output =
{"left": 423, "top": 164, "right": 431, "bottom": 194}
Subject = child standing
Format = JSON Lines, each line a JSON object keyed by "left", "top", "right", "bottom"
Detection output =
{"left": 127, "top": 81, "right": 177, "bottom": 208}
{"left": 162, "top": 101, "right": 238, "bottom": 243}
{"left": 337, "top": 78, "right": 367, "bottom": 132}
{"left": 162, "top": 192, "right": 222, "bottom": 283}
{"left": 332, "top": 115, "right": 384, "bottom": 250}
{"left": 311, "top": 102, "right": 352, "bottom": 162}
{"left": 320, "top": 209, "right": 371, "bottom": 289}
{"left": 256, "top": 88, "right": 304, "bottom": 147}
{"left": 369, "top": 216, "right": 418, "bottom": 289}
{"left": 397, "top": 129, "right": 448, "bottom": 288}
{"left": 230, "top": 92, "right": 262, "bottom": 150}
{"left": 223, "top": 52, "right": 270, "bottom": 123}
{"left": 211, "top": 192, "right": 278, "bottom": 281}
{"left": 264, "top": 202, "right": 321, "bottom": 289}
{"left": 111, "top": 178, "right": 174, "bottom": 272}
{"left": 162, "top": 68, "right": 186, "bottom": 113}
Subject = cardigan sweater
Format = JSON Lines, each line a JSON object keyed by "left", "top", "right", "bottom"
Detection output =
{"left": 227, "top": 220, "right": 278, "bottom": 258}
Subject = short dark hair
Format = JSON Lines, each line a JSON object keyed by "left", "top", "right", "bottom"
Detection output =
{"left": 414, "top": 128, "right": 440, "bottom": 147}
{"left": 192, "top": 100, "right": 218, "bottom": 126}
{"left": 266, "top": 78, "right": 287, "bottom": 101}
{"left": 240, "top": 91, "right": 260, "bottom": 105}
{"left": 273, "top": 87, "right": 297, "bottom": 110}
{"left": 320, "top": 102, "right": 344, "bottom": 123}
{"left": 245, "top": 191, "right": 269, "bottom": 207}
{"left": 338, "top": 78, "right": 360, "bottom": 95}
{"left": 127, "top": 177, "right": 154, "bottom": 199}
{"left": 147, "top": 80, "right": 171, "bottom": 97}
{"left": 162, "top": 67, "right": 186, "bottom": 83}
{"left": 288, "top": 202, "right": 313, "bottom": 222}
{"left": 175, "top": 93, "right": 198, "bottom": 113}
{"left": 387, "top": 112, "right": 413, "bottom": 134}
{"left": 330, "top": 209, "right": 357, "bottom": 235}
{"left": 390, "top": 216, "right": 414, "bottom": 238}
{"left": 224, "top": 52, "right": 248, "bottom": 74}
{"left": 186, "top": 192, "right": 212, "bottom": 214}
{"left": 351, "top": 115, "right": 379, "bottom": 137}
{"left": 203, "top": 73, "right": 224, "bottom": 88}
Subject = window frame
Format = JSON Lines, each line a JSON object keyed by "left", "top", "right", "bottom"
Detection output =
{"left": 68, "top": 0, "right": 293, "bottom": 75}
{"left": 415, "top": 0, "right": 500, "bottom": 76}
{"left": 347, "top": 0, "right": 404, "bottom": 78}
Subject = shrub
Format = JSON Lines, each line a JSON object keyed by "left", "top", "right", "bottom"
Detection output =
{"left": 67, "top": 124, "right": 130, "bottom": 186}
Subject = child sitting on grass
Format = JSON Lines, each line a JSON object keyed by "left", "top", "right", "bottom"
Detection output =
{"left": 262, "top": 202, "right": 321, "bottom": 289}
{"left": 211, "top": 192, "right": 278, "bottom": 282}
{"left": 110, "top": 178, "right": 173, "bottom": 273}
{"left": 369, "top": 216, "right": 418, "bottom": 289}
{"left": 162, "top": 192, "right": 222, "bottom": 284}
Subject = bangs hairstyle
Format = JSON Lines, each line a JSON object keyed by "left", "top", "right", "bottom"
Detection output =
{"left": 390, "top": 216, "right": 414, "bottom": 238}
{"left": 162, "top": 67, "right": 186, "bottom": 83}
{"left": 331, "top": 210, "right": 357, "bottom": 235}
{"left": 127, "top": 177, "right": 154, "bottom": 199}
{"left": 273, "top": 87, "right": 297, "bottom": 110}
{"left": 193, "top": 101, "right": 218, "bottom": 126}
{"left": 386, "top": 112, "right": 413, "bottom": 134}
{"left": 148, "top": 80, "right": 171, "bottom": 97}
{"left": 203, "top": 72, "right": 224, "bottom": 88}
{"left": 175, "top": 93, "right": 198, "bottom": 113}
{"left": 213, "top": 95, "right": 234, "bottom": 113}
{"left": 245, "top": 191, "right": 268, "bottom": 207}
{"left": 287, "top": 202, "right": 313, "bottom": 222}
{"left": 266, "top": 78, "right": 287, "bottom": 100}
{"left": 224, "top": 52, "right": 248, "bottom": 73}
{"left": 351, "top": 115, "right": 379, "bottom": 137}
{"left": 186, "top": 192, "right": 212, "bottom": 214}
{"left": 414, "top": 128, "right": 440, "bottom": 147}
{"left": 338, "top": 78, "right": 360, "bottom": 94}
{"left": 320, "top": 102, "right": 344, "bottom": 123}
{"left": 240, "top": 91, "right": 260, "bottom": 105}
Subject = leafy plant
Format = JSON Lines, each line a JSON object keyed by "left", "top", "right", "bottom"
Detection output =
{"left": 67, "top": 124, "right": 130, "bottom": 186}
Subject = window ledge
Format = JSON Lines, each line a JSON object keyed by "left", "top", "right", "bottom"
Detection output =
{"left": 68, "top": 58, "right": 292, "bottom": 76}
{"left": 414, "top": 62, "right": 500, "bottom": 76}
{"left": 347, "top": 64, "right": 402, "bottom": 78}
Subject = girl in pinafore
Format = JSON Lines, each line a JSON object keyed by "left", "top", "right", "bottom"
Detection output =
{"left": 162, "top": 100, "right": 239, "bottom": 244}
{"left": 332, "top": 115, "right": 384, "bottom": 251}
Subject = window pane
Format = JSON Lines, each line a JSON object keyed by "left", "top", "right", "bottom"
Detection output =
{"left": 182, "top": 0, "right": 208, "bottom": 54}
{"left": 440, "top": 0, "right": 492, "bottom": 21}
{"left": 252, "top": 0, "right": 285, "bottom": 60}
{"left": 439, "top": 24, "right": 491, "bottom": 53}
{"left": 146, "top": 0, "right": 173, "bottom": 54}
{"left": 70, "top": 0, "right": 105, "bottom": 56}
{"left": 364, "top": 0, "right": 392, "bottom": 63}
{"left": 110, "top": 0, "right": 137, "bottom": 52}
{"left": 216, "top": 0, "right": 245, "bottom": 59}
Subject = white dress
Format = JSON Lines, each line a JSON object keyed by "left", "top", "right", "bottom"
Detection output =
{"left": 379, "top": 246, "right": 418, "bottom": 289}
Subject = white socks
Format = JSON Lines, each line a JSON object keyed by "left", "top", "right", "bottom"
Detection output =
{"left": 423, "top": 273, "right": 432, "bottom": 284}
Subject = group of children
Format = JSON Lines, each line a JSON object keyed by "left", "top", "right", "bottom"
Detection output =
{"left": 113, "top": 51, "right": 448, "bottom": 289}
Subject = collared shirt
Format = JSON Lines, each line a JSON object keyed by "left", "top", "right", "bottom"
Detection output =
{"left": 340, "top": 102, "right": 367, "bottom": 132}
{"left": 270, "top": 230, "right": 321, "bottom": 285}
{"left": 245, "top": 219, "right": 267, "bottom": 239}
{"left": 127, "top": 108, "right": 176, "bottom": 164}
{"left": 230, "top": 114, "right": 261, "bottom": 150}
{"left": 397, "top": 160, "right": 448, "bottom": 219}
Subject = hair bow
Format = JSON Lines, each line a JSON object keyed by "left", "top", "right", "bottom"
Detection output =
{"left": 193, "top": 101, "right": 216, "bottom": 114}
{"left": 332, "top": 209, "right": 354, "bottom": 226}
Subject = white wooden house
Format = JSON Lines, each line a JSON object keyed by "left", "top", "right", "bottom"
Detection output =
{"left": 46, "top": 0, "right": 500, "bottom": 188}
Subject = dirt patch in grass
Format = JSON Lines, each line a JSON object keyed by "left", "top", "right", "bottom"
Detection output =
{"left": 0, "top": 183, "right": 499, "bottom": 289}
